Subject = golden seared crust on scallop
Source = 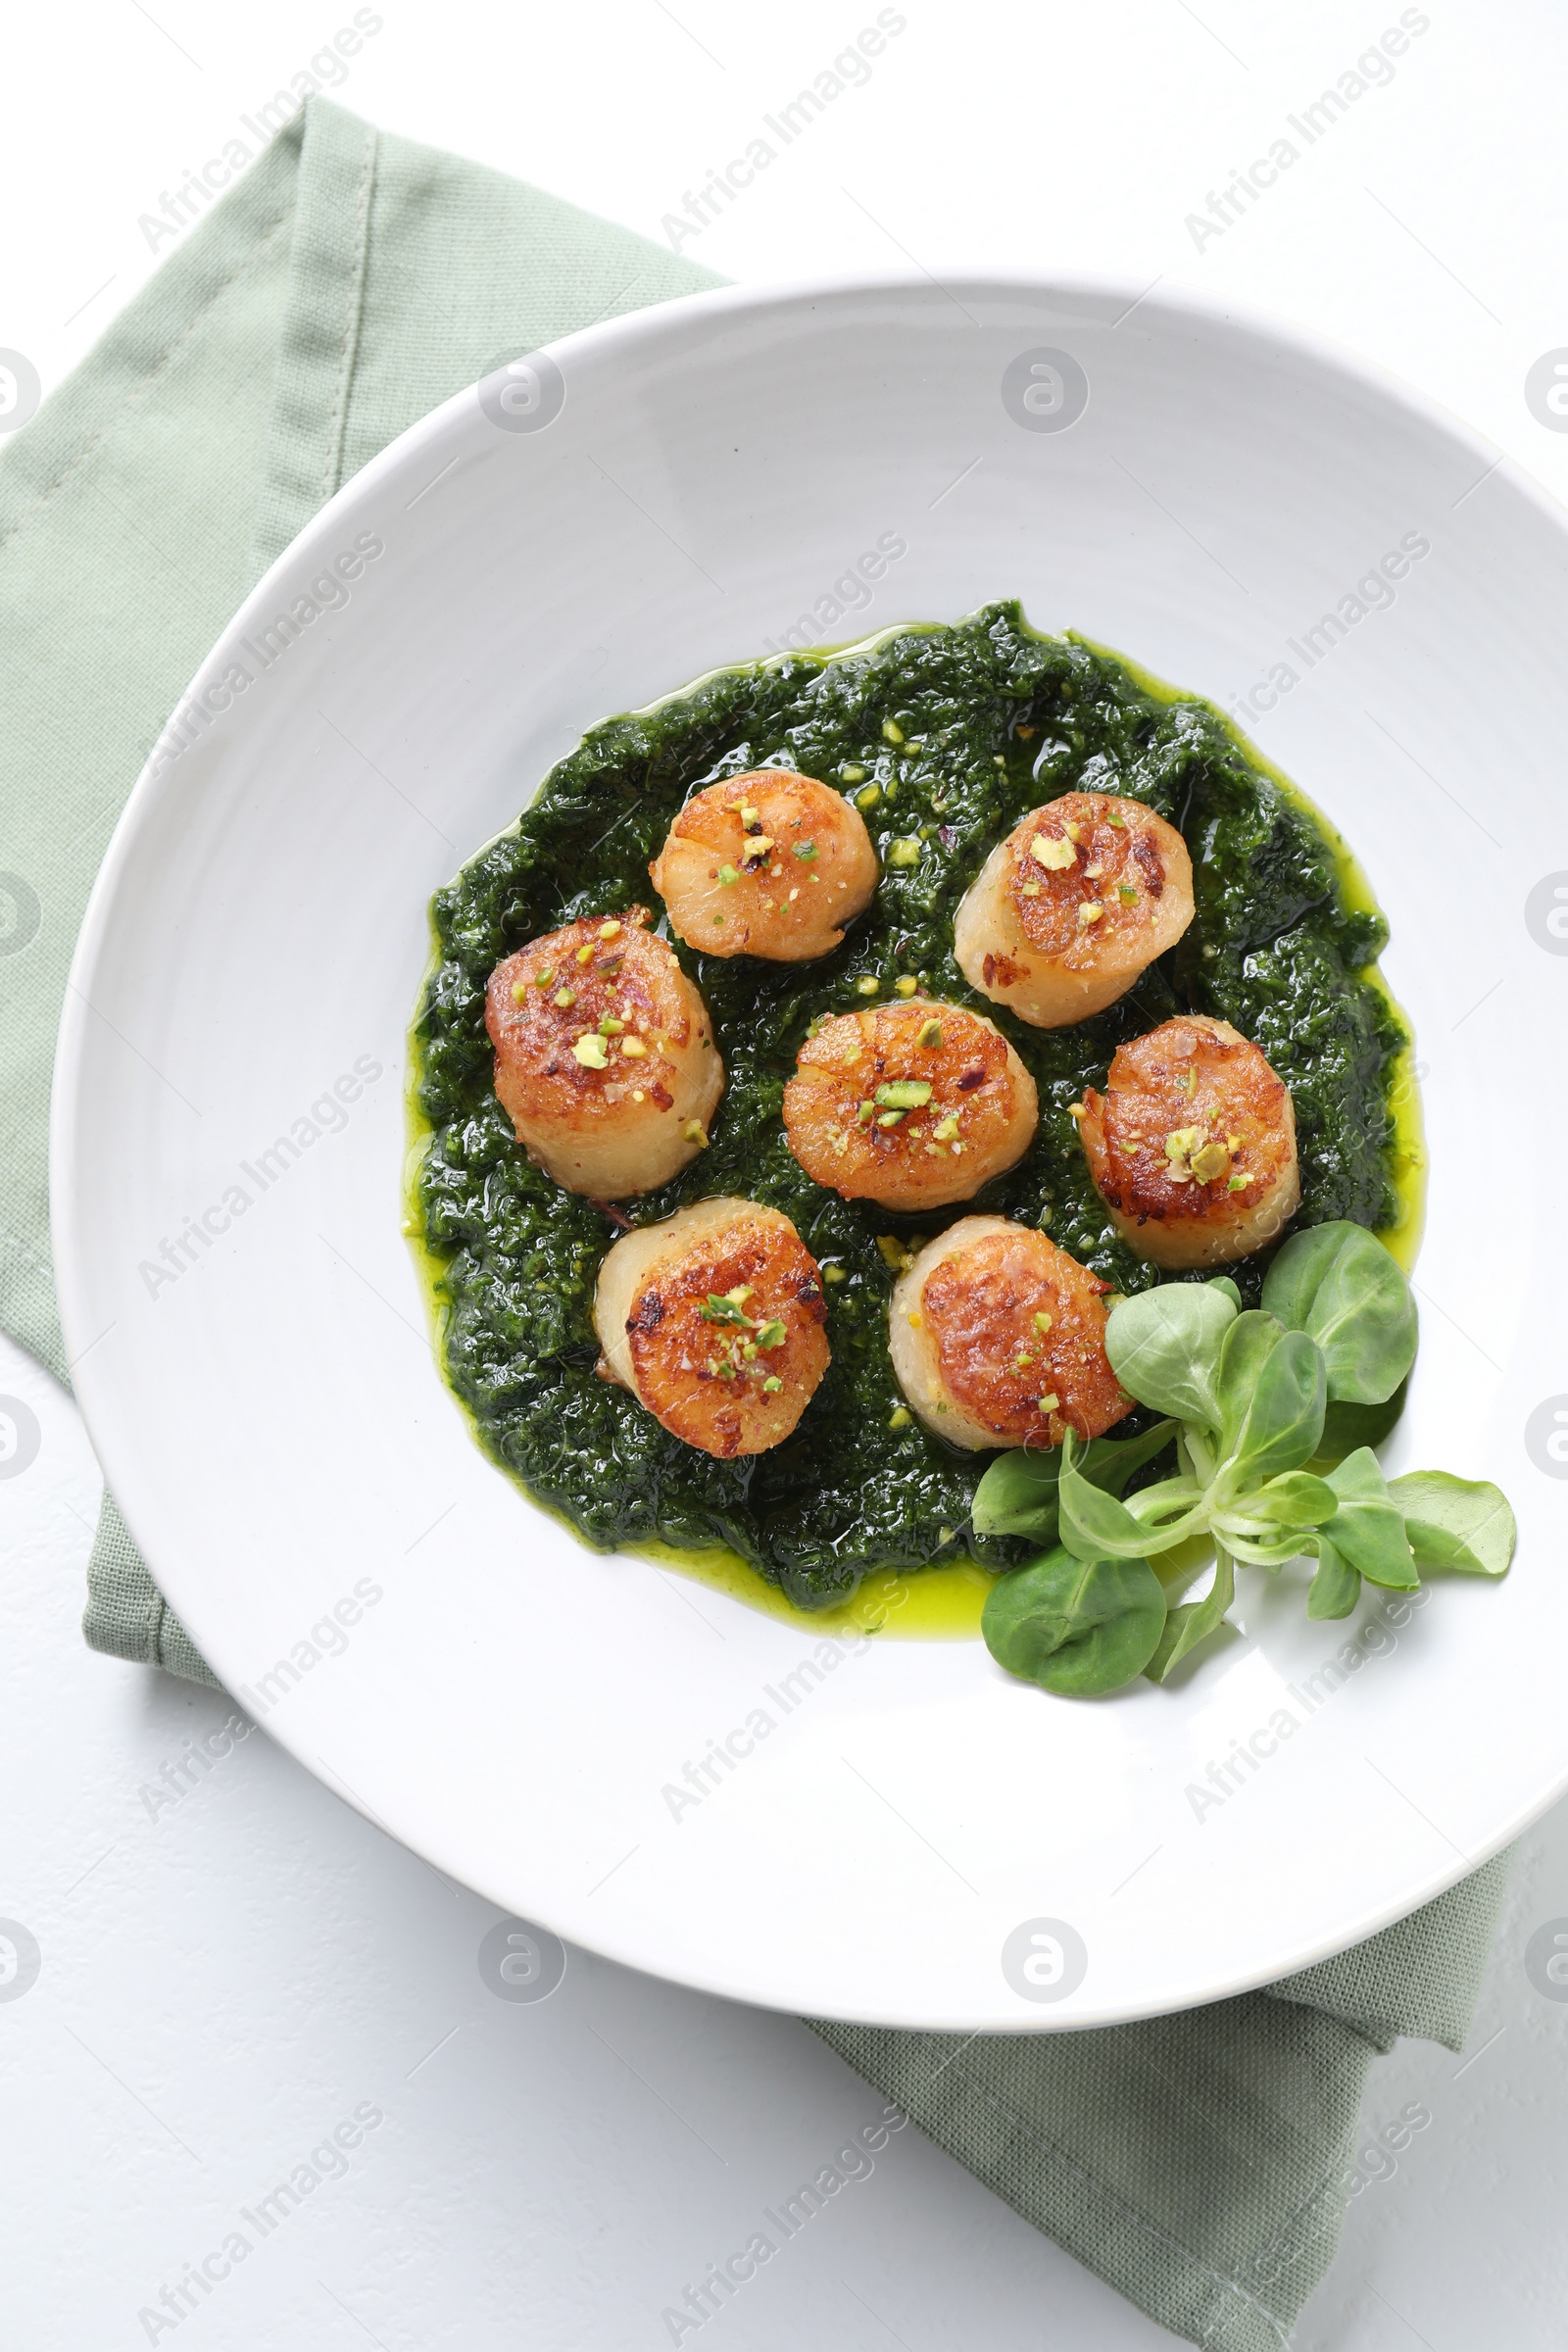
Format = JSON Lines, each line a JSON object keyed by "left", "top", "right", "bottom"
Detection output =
{"left": 485, "top": 908, "right": 722, "bottom": 1199}
{"left": 649, "top": 769, "right": 878, "bottom": 961}
{"left": 888, "top": 1217, "right": 1131, "bottom": 1451}
{"left": 783, "top": 1000, "right": 1037, "bottom": 1212}
{"left": 593, "top": 1198, "right": 830, "bottom": 1457}
{"left": 954, "top": 792, "right": 1194, "bottom": 1028}
{"left": 1077, "top": 1014, "right": 1299, "bottom": 1268}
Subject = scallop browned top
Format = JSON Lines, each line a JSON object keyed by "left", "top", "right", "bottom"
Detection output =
{"left": 783, "top": 1000, "right": 1037, "bottom": 1211}
{"left": 649, "top": 769, "right": 878, "bottom": 961}
{"left": 920, "top": 1225, "right": 1130, "bottom": 1448}
{"left": 1004, "top": 793, "right": 1186, "bottom": 958}
{"left": 484, "top": 907, "right": 720, "bottom": 1196}
{"left": 619, "top": 1207, "right": 830, "bottom": 1457}
{"left": 1077, "top": 1014, "right": 1298, "bottom": 1259}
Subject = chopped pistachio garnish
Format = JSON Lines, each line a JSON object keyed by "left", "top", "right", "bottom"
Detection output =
{"left": 572, "top": 1034, "right": 609, "bottom": 1068}
{"left": 1063, "top": 821, "right": 1083, "bottom": 843}
{"left": 511, "top": 980, "right": 528, "bottom": 1004}
{"left": 739, "top": 803, "right": 760, "bottom": 826}
{"left": 717, "top": 862, "right": 739, "bottom": 886}
{"left": 1084, "top": 861, "right": 1104, "bottom": 880}
{"left": 741, "top": 836, "right": 774, "bottom": 862}
{"left": 755, "top": 1318, "right": 787, "bottom": 1350}
{"left": 917, "top": 1019, "right": 943, "bottom": 1048}
{"left": 598, "top": 1013, "right": 624, "bottom": 1035}
{"left": 1190, "top": 1140, "right": 1231, "bottom": 1184}
{"left": 887, "top": 837, "right": 921, "bottom": 868}
{"left": 1077, "top": 901, "right": 1104, "bottom": 927}
{"left": 822, "top": 1264, "right": 847, "bottom": 1284}
{"left": 620, "top": 1036, "right": 647, "bottom": 1057}
{"left": 553, "top": 987, "right": 576, "bottom": 1009}
{"left": 933, "top": 1114, "right": 960, "bottom": 1142}
{"left": 841, "top": 763, "right": 866, "bottom": 784}
{"left": 701, "top": 1293, "right": 752, "bottom": 1328}
{"left": 1226, "top": 1133, "right": 1241, "bottom": 1151}
{"left": 1020, "top": 880, "right": 1041, "bottom": 898}
{"left": 876, "top": 1235, "right": 914, "bottom": 1272}
{"left": 895, "top": 974, "right": 918, "bottom": 997}
{"left": 1033, "top": 1310, "right": 1054, "bottom": 1334}
{"left": 762, "top": 1375, "right": 783, "bottom": 1393}
{"left": 877, "top": 1109, "right": 905, "bottom": 1128}
{"left": 1106, "top": 807, "right": 1125, "bottom": 827}
{"left": 792, "top": 840, "right": 817, "bottom": 860}
{"left": 1030, "top": 833, "right": 1076, "bottom": 871}
{"left": 855, "top": 782, "right": 881, "bottom": 811}
{"left": 882, "top": 717, "right": 906, "bottom": 746}
{"left": 1038, "top": 1394, "right": 1060, "bottom": 1413}
{"left": 1202, "top": 943, "right": 1218, "bottom": 960}
{"left": 683, "top": 1120, "right": 709, "bottom": 1145}
{"left": 876, "top": 1080, "right": 933, "bottom": 1110}
{"left": 598, "top": 919, "right": 622, "bottom": 941}
{"left": 1118, "top": 883, "right": 1137, "bottom": 905}
{"left": 726, "top": 1285, "right": 754, "bottom": 1305}
{"left": 856, "top": 976, "right": 880, "bottom": 996}
{"left": 842, "top": 1042, "right": 863, "bottom": 1065}
{"left": 889, "top": 1405, "right": 912, "bottom": 1429}
{"left": 711, "top": 914, "right": 724, "bottom": 926}
{"left": 1228, "top": 1173, "right": 1250, "bottom": 1193}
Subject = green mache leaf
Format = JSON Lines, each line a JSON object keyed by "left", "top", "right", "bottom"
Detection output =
{"left": 1306, "top": 1533, "right": 1362, "bottom": 1619}
{"left": 1218, "top": 1320, "right": 1327, "bottom": 1485}
{"left": 982, "top": 1546, "right": 1167, "bottom": 1695}
{"left": 1104, "top": 1280, "right": 1239, "bottom": 1431}
{"left": 1261, "top": 1220, "right": 1418, "bottom": 1406}
{"left": 1057, "top": 1440, "right": 1165, "bottom": 1561}
{"left": 1144, "top": 1546, "right": 1236, "bottom": 1684}
{"left": 1206, "top": 1277, "right": 1243, "bottom": 1309}
{"left": 1214, "top": 1310, "right": 1285, "bottom": 1456}
{"left": 1241, "top": 1470, "right": 1338, "bottom": 1528}
{"left": 1312, "top": 1381, "right": 1408, "bottom": 1469}
{"left": 1324, "top": 1446, "right": 1419, "bottom": 1590}
{"left": 969, "top": 1419, "right": 1177, "bottom": 1541}
{"left": 1388, "top": 1471, "right": 1517, "bottom": 1578}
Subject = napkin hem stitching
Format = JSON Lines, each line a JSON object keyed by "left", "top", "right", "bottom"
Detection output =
{"left": 318, "top": 123, "right": 375, "bottom": 507}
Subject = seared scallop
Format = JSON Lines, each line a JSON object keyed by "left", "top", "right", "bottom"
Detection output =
{"left": 486, "top": 909, "right": 722, "bottom": 1198}
{"left": 954, "top": 792, "right": 1194, "bottom": 1027}
{"left": 888, "top": 1217, "right": 1131, "bottom": 1450}
{"left": 783, "top": 1000, "right": 1037, "bottom": 1211}
{"left": 649, "top": 769, "right": 878, "bottom": 960}
{"left": 593, "top": 1198, "right": 830, "bottom": 1456}
{"left": 1077, "top": 1014, "right": 1299, "bottom": 1268}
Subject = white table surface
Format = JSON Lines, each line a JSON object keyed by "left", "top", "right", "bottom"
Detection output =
{"left": 6, "top": 2, "right": 1568, "bottom": 2342}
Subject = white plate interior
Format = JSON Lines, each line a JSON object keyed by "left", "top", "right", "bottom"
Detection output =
{"left": 52, "top": 276, "right": 1568, "bottom": 2029}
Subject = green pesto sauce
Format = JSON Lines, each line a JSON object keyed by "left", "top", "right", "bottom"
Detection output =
{"left": 411, "top": 603, "right": 1411, "bottom": 1613}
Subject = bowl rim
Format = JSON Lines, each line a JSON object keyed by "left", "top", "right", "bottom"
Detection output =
{"left": 49, "top": 267, "right": 1566, "bottom": 2029}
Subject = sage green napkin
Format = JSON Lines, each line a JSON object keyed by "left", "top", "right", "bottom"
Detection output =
{"left": 0, "top": 95, "right": 1512, "bottom": 2352}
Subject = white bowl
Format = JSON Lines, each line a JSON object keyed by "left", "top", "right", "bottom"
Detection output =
{"left": 52, "top": 274, "right": 1568, "bottom": 2030}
